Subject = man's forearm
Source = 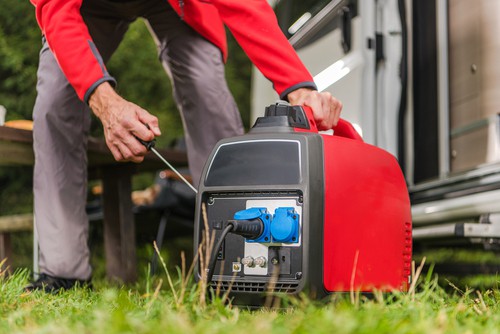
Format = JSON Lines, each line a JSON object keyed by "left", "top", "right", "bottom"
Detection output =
{"left": 88, "top": 82, "right": 120, "bottom": 119}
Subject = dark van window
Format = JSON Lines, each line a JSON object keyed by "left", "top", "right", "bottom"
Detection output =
{"left": 274, "top": 0, "right": 336, "bottom": 38}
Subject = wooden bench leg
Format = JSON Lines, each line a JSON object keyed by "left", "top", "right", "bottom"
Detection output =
{"left": 0, "top": 233, "right": 12, "bottom": 273}
{"left": 102, "top": 164, "right": 137, "bottom": 283}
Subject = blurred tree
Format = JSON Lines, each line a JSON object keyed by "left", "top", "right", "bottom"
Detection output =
{"left": 0, "top": 0, "right": 38, "bottom": 214}
{"left": 225, "top": 31, "right": 252, "bottom": 129}
{"left": 0, "top": 0, "right": 39, "bottom": 121}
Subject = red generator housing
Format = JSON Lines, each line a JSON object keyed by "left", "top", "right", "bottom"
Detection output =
{"left": 193, "top": 104, "right": 412, "bottom": 305}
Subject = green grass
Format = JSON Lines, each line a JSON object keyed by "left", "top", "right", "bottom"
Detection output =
{"left": 2, "top": 254, "right": 500, "bottom": 334}
{"left": 414, "top": 247, "right": 500, "bottom": 265}
{"left": 5, "top": 229, "right": 500, "bottom": 333}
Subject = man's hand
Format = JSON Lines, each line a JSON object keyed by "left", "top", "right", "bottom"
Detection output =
{"left": 88, "top": 82, "right": 161, "bottom": 163}
{"left": 287, "top": 88, "right": 343, "bottom": 130}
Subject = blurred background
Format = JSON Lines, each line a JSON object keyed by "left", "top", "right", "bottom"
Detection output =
{"left": 4, "top": 0, "right": 500, "bottom": 286}
{"left": 0, "top": 0, "right": 253, "bottom": 216}
{"left": 0, "top": 0, "right": 252, "bottom": 273}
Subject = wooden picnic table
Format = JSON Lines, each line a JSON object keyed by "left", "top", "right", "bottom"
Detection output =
{"left": 0, "top": 125, "right": 188, "bottom": 282}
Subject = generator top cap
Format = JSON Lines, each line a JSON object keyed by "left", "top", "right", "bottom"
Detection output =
{"left": 251, "top": 104, "right": 310, "bottom": 130}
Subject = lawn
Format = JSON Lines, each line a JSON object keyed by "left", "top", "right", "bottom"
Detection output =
{"left": 2, "top": 248, "right": 500, "bottom": 334}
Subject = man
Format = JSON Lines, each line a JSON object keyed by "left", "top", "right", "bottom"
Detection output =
{"left": 26, "top": 0, "right": 342, "bottom": 292}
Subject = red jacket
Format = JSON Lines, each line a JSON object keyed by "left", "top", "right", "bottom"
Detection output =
{"left": 30, "top": 0, "right": 316, "bottom": 103}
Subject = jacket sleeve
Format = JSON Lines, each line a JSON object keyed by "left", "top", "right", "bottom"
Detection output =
{"left": 30, "top": 0, "right": 116, "bottom": 103}
{"left": 208, "top": 0, "right": 317, "bottom": 100}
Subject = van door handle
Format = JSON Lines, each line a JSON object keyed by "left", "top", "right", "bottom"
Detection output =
{"left": 341, "top": 6, "right": 352, "bottom": 53}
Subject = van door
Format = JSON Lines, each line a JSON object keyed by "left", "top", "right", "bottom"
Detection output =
{"left": 251, "top": 0, "right": 404, "bottom": 159}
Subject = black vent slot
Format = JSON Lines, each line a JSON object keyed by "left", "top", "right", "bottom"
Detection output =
{"left": 209, "top": 191, "right": 301, "bottom": 198}
{"left": 210, "top": 281, "right": 299, "bottom": 293}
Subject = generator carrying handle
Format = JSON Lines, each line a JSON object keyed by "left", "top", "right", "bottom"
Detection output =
{"left": 333, "top": 119, "right": 364, "bottom": 142}
{"left": 300, "top": 105, "right": 363, "bottom": 142}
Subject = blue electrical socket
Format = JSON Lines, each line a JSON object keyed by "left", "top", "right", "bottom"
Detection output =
{"left": 270, "top": 207, "right": 300, "bottom": 243}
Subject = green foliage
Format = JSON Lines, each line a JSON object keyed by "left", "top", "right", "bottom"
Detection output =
{"left": 0, "top": 166, "right": 33, "bottom": 215}
{"left": 415, "top": 248, "right": 500, "bottom": 265}
{"left": 0, "top": 0, "right": 39, "bottom": 121}
{"left": 225, "top": 32, "right": 252, "bottom": 129}
{"left": 413, "top": 248, "right": 500, "bottom": 292}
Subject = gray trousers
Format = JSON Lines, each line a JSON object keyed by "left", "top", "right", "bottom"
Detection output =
{"left": 33, "top": 0, "right": 243, "bottom": 280}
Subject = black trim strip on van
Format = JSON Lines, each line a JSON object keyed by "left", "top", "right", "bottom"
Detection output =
{"left": 288, "top": 0, "right": 356, "bottom": 50}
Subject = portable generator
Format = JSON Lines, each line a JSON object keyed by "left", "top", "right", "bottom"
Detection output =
{"left": 193, "top": 103, "right": 412, "bottom": 305}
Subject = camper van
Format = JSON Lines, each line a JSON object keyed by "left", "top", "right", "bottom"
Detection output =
{"left": 251, "top": 0, "right": 500, "bottom": 247}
